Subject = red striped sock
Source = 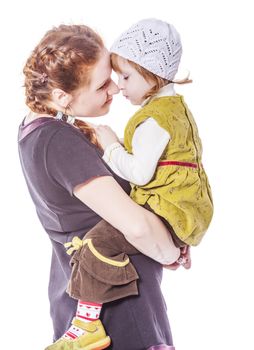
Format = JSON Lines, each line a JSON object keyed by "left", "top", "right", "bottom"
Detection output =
{"left": 62, "top": 300, "right": 103, "bottom": 340}
{"left": 76, "top": 300, "right": 102, "bottom": 322}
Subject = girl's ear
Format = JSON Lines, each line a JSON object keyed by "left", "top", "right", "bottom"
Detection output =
{"left": 51, "top": 88, "right": 72, "bottom": 109}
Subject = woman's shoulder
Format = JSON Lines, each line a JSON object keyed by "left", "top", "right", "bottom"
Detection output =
{"left": 19, "top": 116, "right": 101, "bottom": 158}
{"left": 46, "top": 121, "right": 102, "bottom": 156}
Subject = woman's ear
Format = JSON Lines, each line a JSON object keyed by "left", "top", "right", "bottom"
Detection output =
{"left": 51, "top": 88, "right": 72, "bottom": 109}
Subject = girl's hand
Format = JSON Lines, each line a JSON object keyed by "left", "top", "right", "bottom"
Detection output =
{"left": 163, "top": 245, "right": 191, "bottom": 270}
{"left": 178, "top": 245, "right": 192, "bottom": 269}
{"left": 95, "top": 125, "right": 119, "bottom": 150}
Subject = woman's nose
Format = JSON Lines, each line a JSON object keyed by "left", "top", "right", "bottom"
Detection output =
{"left": 108, "top": 80, "right": 119, "bottom": 96}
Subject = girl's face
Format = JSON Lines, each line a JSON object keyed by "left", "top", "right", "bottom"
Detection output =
{"left": 70, "top": 49, "right": 119, "bottom": 117}
{"left": 115, "top": 57, "right": 155, "bottom": 105}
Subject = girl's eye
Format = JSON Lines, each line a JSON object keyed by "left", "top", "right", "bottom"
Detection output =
{"left": 123, "top": 76, "right": 129, "bottom": 80}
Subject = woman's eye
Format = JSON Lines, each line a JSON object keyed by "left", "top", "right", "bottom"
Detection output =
{"left": 99, "top": 80, "right": 110, "bottom": 90}
{"left": 123, "top": 76, "right": 129, "bottom": 80}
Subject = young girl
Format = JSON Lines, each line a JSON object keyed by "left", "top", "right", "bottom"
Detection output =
{"left": 45, "top": 19, "right": 213, "bottom": 350}
{"left": 100, "top": 17, "right": 214, "bottom": 247}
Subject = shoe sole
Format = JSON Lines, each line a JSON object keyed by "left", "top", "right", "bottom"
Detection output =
{"left": 84, "top": 336, "right": 111, "bottom": 350}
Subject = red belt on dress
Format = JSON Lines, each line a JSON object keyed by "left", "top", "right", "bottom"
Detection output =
{"left": 158, "top": 160, "right": 198, "bottom": 169}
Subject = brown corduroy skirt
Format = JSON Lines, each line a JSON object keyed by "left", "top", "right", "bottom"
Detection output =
{"left": 67, "top": 204, "right": 185, "bottom": 304}
{"left": 67, "top": 220, "right": 140, "bottom": 303}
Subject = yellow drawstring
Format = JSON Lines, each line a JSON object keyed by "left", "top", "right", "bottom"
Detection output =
{"left": 64, "top": 236, "right": 84, "bottom": 255}
{"left": 64, "top": 236, "right": 130, "bottom": 267}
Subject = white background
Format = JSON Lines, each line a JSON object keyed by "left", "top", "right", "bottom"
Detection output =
{"left": 0, "top": 1, "right": 253, "bottom": 349}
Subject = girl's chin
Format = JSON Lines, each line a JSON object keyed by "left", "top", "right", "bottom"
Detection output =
{"left": 130, "top": 100, "right": 140, "bottom": 106}
{"left": 128, "top": 97, "right": 142, "bottom": 105}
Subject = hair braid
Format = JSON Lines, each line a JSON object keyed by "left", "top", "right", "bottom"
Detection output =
{"left": 74, "top": 119, "right": 101, "bottom": 149}
{"left": 23, "top": 24, "right": 104, "bottom": 147}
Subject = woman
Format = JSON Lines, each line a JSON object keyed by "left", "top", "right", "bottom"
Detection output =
{"left": 19, "top": 24, "right": 180, "bottom": 350}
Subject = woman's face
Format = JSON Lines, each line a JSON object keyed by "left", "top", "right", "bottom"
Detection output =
{"left": 70, "top": 49, "right": 119, "bottom": 117}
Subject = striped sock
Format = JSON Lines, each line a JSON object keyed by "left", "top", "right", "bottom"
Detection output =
{"left": 76, "top": 301, "right": 102, "bottom": 322}
{"left": 62, "top": 300, "right": 102, "bottom": 340}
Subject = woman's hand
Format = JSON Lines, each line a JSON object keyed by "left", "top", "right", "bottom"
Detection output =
{"left": 163, "top": 245, "right": 191, "bottom": 270}
{"left": 95, "top": 125, "right": 119, "bottom": 150}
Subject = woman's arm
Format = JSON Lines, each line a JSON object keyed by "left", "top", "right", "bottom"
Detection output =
{"left": 74, "top": 175, "right": 180, "bottom": 265}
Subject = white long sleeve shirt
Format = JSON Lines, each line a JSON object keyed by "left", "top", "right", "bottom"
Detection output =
{"left": 102, "top": 84, "right": 176, "bottom": 185}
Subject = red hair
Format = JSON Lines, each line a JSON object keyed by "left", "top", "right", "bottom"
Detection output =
{"left": 23, "top": 24, "right": 104, "bottom": 147}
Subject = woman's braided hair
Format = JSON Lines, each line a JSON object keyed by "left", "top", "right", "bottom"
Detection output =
{"left": 23, "top": 24, "right": 104, "bottom": 147}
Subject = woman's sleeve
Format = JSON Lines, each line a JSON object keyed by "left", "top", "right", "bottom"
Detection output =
{"left": 46, "top": 126, "right": 112, "bottom": 195}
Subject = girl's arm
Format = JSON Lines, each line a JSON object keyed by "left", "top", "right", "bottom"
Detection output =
{"left": 98, "top": 118, "right": 170, "bottom": 185}
{"left": 74, "top": 175, "right": 180, "bottom": 265}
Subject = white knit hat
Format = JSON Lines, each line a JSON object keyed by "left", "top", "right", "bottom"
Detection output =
{"left": 110, "top": 18, "right": 182, "bottom": 81}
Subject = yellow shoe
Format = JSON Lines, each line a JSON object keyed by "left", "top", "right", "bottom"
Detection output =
{"left": 45, "top": 318, "right": 111, "bottom": 350}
